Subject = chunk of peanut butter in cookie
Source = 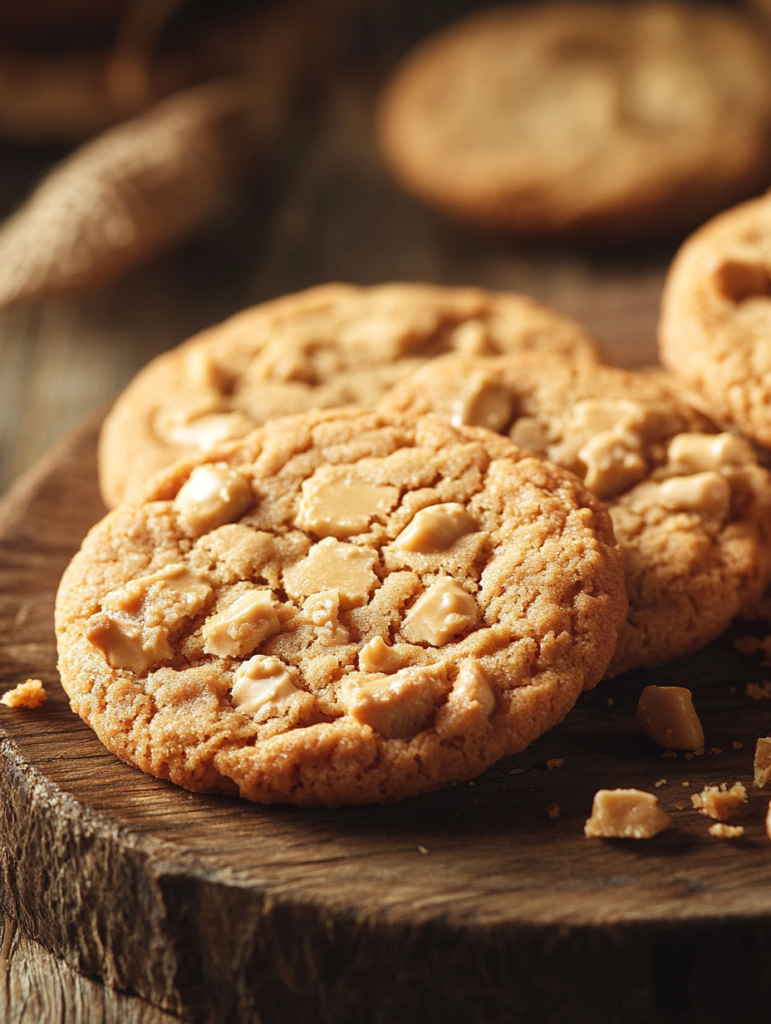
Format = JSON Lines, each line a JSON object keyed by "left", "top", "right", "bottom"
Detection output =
{"left": 164, "top": 410, "right": 255, "bottom": 451}
{"left": 296, "top": 470, "right": 399, "bottom": 539}
{"left": 175, "top": 463, "right": 253, "bottom": 534}
{"left": 569, "top": 398, "right": 646, "bottom": 436}
{"left": 346, "top": 666, "right": 445, "bottom": 739}
{"left": 202, "top": 589, "right": 279, "bottom": 658}
{"left": 710, "top": 250, "right": 771, "bottom": 302}
{"left": 283, "top": 537, "right": 379, "bottom": 609}
{"left": 579, "top": 430, "right": 647, "bottom": 500}
{"left": 230, "top": 655, "right": 300, "bottom": 715}
{"left": 358, "top": 636, "right": 402, "bottom": 673}
{"left": 636, "top": 684, "right": 704, "bottom": 750}
{"left": 659, "top": 471, "right": 730, "bottom": 520}
{"left": 402, "top": 578, "right": 479, "bottom": 646}
{"left": 394, "top": 503, "right": 477, "bottom": 553}
{"left": 667, "top": 432, "right": 755, "bottom": 474}
{"left": 450, "top": 375, "right": 514, "bottom": 432}
{"left": 303, "top": 589, "right": 341, "bottom": 630}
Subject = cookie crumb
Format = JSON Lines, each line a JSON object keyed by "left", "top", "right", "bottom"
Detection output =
{"left": 654, "top": 779, "right": 667, "bottom": 787}
{"left": 684, "top": 752, "right": 694, "bottom": 760}
{"left": 694, "top": 746, "right": 705, "bottom": 756}
{"left": 663, "top": 749, "right": 678, "bottom": 758}
{"left": 546, "top": 758, "right": 564, "bottom": 770}
{"left": 746, "top": 681, "right": 771, "bottom": 701}
{"left": 766, "top": 801, "right": 771, "bottom": 840}
{"left": 735, "top": 635, "right": 761, "bottom": 656}
{"left": 682, "top": 781, "right": 690, "bottom": 787}
{"left": 510, "top": 768, "right": 523, "bottom": 775}
{"left": 545, "top": 802, "right": 560, "bottom": 819}
{"left": 1, "top": 679, "right": 47, "bottom": 709}
{"left": 708, "top": 823, "right": 744, "bottom": 840}
{"left": 733, "top": 741, "right": 744, "bottom": 750}
{"left": 607, "top": 698, "right": 614, "bottom": 706}
{"left": 754, "top": 737, "right": 771, "bottom": 787}
{"left": 468, "top": 781, "right": 475, "bottom": 786}
{"left": 691, "top": 782, "right": 747, "bottom": 820}
{"left": 417, "top": 846, "right": 429, "bottom": 854}
{"left": 636, "top": 685, "right": 704, "bottom": 750}
{"left": 674, "top": 801, "right": 685, "bottom": 810}
{"left": 584, "top": 789, "right": 671, "bottom": 839}
{"left": 709, "top": 747, "right": 722, "bottom": 755}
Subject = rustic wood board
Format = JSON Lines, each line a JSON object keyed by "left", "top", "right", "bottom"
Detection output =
{"left": 4, "top": 413, "right": 771, "bottom": 1024}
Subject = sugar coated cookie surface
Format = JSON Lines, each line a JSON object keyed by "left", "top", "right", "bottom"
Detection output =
{"left": 660, "top": 191, "right": 771, "bottom": 447}
{"left": 98, "top": 282, "right": 598, "bottom": 507}
{"left": 57, "top": 409, "right": 626, "bottom": 806}
{"left": 378, "top": 2, "right": 771, "bottom": 240}
{"left": 379, "top": 354, "right": 771, "bottom": 675}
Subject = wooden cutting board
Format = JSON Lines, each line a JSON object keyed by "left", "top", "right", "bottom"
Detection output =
{"left": 3, "top": 411, "right": 771, "bottom": 1024}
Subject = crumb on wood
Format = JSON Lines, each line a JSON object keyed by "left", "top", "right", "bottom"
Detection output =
{"left": 546, "top": 758, "right": 564, "bottom": 770}
{"left": 510, "top": 768, "right": 523, "bottom": 775}
{"left": 674, "top": 801, "right": 685, "bottom": 810}
{"left": 1, "top": 678, "right": 46, "bottom": 709}
{"left": 708, "top": 823, "right": 744, "bottom": 840}
{"left": 684, "top": 752, "right": 694, "bottom": 760}
{"left": 733, "top": 741, "right": 744, "bottom": 750}
{"left": 691, "top": 782, "right": 747, "bottom": 821}
{"left": 417, "top": 846, "right": 428, "bottom": 855}
{"left": 663, "top": 749, "right": 677, "bottom": 758}
{"left": 735, "top": 635, "right": 762, "bottom": 656}
{"left": 584, "top": 789, "right": 671, "bottom": 839}
{"left": 682, "top": 781, "right": 690, "bottom": 787}
{"left": 746, "top": 681, "right": 771, "bottom": 701}
{"left": 545, "top": 802, "right": 560, "bottom": 819}
{"left": 754, "top": 737, "right": 771, "bottom": 787}
{"left": 694, "top": 746, "right": 704, "bottom": 756}
{"left": 709, "top": 747, "right": 722, "bottom": 755}
{"left": 654, "top": 779, "right": 667, "bottom": 787}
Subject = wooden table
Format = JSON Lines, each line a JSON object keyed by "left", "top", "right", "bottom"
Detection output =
{"left": 2, "top": 8, "right": 766, "bottom": 1022}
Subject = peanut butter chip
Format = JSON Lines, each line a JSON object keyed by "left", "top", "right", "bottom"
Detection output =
{"left": 394, "top": 503, "right": 477, "bottom": 553}
{"left": 584, "top": 789, "right": 672, "bottom": 839}
{"left": 358, "top": 636, "right": 402, "bottom": 673}
{"left": 636, "top": 684, "right": 704, "bottom": 750}
{"left": 230, "top": 655, "right": 299, "bottom": 715}
{"left": 658, "top": 471, "right": 730, "bottom": 520}
{"left": 174, "top": 463, "right": 253, "bottom": 534}
{"left": 667, "top": 432, "right": 755, "bottom": 474}
{"left": 569, "top": 398, "right": 646, "bottom": 435}
{"left": 450, "top": 376, "right": 514, "bottom": 432}
{"left": 296, "top": 471, "right": 399, "bottom": 538}
{"left": 282, "top": 537, "right": 379, "bottom": 610}
{"left": 303, "top": 589, "right": 340, "bottom": 630}
{"left": 87, "top": 564, "right": 211, "bottom": 673}
{"left": 457, "top": 660, "right": 496, "bottom": 715}
{"left": 710, "top": 251, "right": 771, "bottom": 302}
{"left": 579, "top": 430, "right": 647, "bottom": 500}
{"left": 202, "top": 590, "right": 279, "bottom": 658}
{"left": 402, "top": 578, "right": 479, "bottom": 646}
{"left": 346, "top": 666, "right": 446, "bottom": 739}
{"left": 164, "top": 411, "right": 255, "bottom": 451}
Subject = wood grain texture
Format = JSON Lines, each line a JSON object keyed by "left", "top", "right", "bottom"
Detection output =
{"left": 4, "top": 415, "right": 771, "bottom": 1023}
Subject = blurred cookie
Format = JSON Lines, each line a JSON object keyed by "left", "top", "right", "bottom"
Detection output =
{"left": 99, "top": 282, "right": 599, "bottom": 506}
{"left": 58, "top": 408, "right": 626, "bottom": 805}
{"left": 660, "top": 190, "right": 771, "bottom": 447}
{"left": 378, "top": 2, "right": 771, "bottom": 240}
{"left": 379, "top": 352, "right": 771, "bottom": 675}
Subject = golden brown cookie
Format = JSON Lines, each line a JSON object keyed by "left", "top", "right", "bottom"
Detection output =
{"left": 659, "top": 190, "right": 771, "bottom": 447}
{"left": 378, "top": 353, "right": 771, "bottom": 675}
{"left": 99, "top": 282, "right": 599, "bottom": 508}
{"left": 57, "top": 408, "right": 626, "bottom": 806}
{"left": 377, "top": 2, "right": 771, "bottom": 240}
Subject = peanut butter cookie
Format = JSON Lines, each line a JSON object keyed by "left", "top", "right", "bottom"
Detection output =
{"left": 99, "top": 282, "right": 599, "bottom": 508}
{"left": 660, "top": 190, "right": 771, "bottom": 447}
{"left": 378, "top": 353, "right": 771, "bottom": 675}
{"left": 377, "top": 2, "right": 771, "bottom": 240}
{"left": 57, "top": 408, "right": 626, "bottom": 806}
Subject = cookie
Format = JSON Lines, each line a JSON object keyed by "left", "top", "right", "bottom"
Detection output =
{"left": 57, "top": 408, "right": 626, "bottom": 806}
{"left": 659, "top": 191, "right": 771, "bottom": 447}
{"left": 99, "top": 283, "right": 599, "bottom": 508}
{"left": 377, "top": 2, "right": 771, "bottom": 240}
{"left": 378, "top": 353, "right": 771, "bottom": 675}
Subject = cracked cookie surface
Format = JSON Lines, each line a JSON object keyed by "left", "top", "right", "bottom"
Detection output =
{"left": 660, "top": 191, "right": 771, "bottom": 447}
{"left": 377, "top": 1, "right": 771, "bottom": 240}
{"left": 57, "top": 409, "right": 626, "bottom": 806}
{"left": 98, "top": 282, "right": 598, "bottom": 508}
{"left": 378, "top": 353, "right": 771, "bottom": 675}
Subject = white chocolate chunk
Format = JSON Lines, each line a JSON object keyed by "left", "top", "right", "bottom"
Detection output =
{"left": 402, "top": 578, "right": 479, "bottom": 646}
{"left": 584, "top": 789, "right": 672, "bottom": 839}
{"left": 659, "top": 471, "right": 730, "bottom": 519}
{"left": 174, "top": 463, "right": 253, "bottom": 534}
{"left": 230, "top": 655, "right": 299, "bottom": 715}
{"left": 358, "top": 636, "right": 402, "bottom": 674}
{"left": 303, "top": 589, "right": 340, "bottom": 630}
{"left": 346, "top": 666, "right": 445, "bottom": 739}
{"left": 283, "top": 537, "right": 379, "bottom": 609}
{"left": 164, "top": 411, "right": 255, "bottom": 451}
{"left": 296, "top": 470, "right": 399, "bottom": 539}
{"left": 578, "top": 430, "right": 646, "bottom": 500}
{"left": 202, "top": 590, "right": 279, "bottom": 658}
{"left": 450, "top": 375, "right": 513, "bottom": 432}
{"left": 667, "top": 432, "right": 755, "bottom": 474}
{"left": 394, "top": 503, "right": 477, "bottom": 553}
{"left": 636, "top": 685, "right": 704, "bottom": 750}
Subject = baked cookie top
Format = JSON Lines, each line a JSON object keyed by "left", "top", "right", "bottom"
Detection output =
{"left": 377, "top": 1, "right": 771, "bottom": 240}
{"left": 57, "top": 409, "right": 626, "bottom": 806}
{"left": 378, "top": 353, "right": 771, "bottom": 675}
{"left": 98, "top": 282, "right": 598, "bottom": 507}
{"left": 659, "top": 191, "right": 771, "bottom": 447}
